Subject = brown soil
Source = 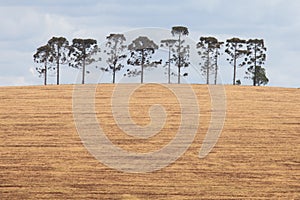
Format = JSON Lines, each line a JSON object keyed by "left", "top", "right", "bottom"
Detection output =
{"left": 0, "top": 84, "right": 299, "bottom": 199}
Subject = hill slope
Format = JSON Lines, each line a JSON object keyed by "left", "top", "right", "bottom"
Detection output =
{"left": 0, "top": 84, "right": 299, "bottom": 199}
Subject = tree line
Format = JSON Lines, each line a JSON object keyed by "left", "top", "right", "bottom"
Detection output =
{"left": 33, "top": 26, "right": 268, "bottom": 86}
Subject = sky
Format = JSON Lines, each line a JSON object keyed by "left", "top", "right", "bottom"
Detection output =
{"left": 0, "top": 0, "right": 299, "bottom": 87}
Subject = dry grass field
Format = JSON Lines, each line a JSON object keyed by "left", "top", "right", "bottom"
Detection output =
{"left": 0, "top": 84, "right": 299, "bottom": 199}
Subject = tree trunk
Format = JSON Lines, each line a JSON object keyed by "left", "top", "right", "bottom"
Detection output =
{"left": 113, "top": 54, "right": 117, "bottom": 84}
{"left": 56, "top": 48, "right": 60, "bottom": 85}
{"left": 178, "top": 62, "right": 181, "bottom": 84}
{"left": 141, "top": 50, "right": 144, "bottom": 84}
{"left": 233, "top": 44, "right": 237, "bottom": 85}
{"left": 206, "top": 50, "right": 210, "bottom": 84}
{"left": 82, "top": 58, "right": 85, "bottom": 84}
{"left": 113, "top": 63, "right": 116, "bottom": 84}
{"left": 44, "top": 62, "right": 47, "bottom": 85}
{"left": 113, "top": 62, "right": 116, "bottom": 84}
{"left": 253, "top": 44, "right": 257, "bottom": 86}
{"left": 178, "top": 35, "right": 181, "bottom": 84}
{"left": 214, "top": 51, "right": 218, "bottom": 85}
{"left": 168, "top": 46, "right": 171, "bottom": 84}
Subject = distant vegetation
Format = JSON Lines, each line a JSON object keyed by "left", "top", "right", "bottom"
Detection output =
{"left": 33, "top": 26, "right": 268, "bottom": 86}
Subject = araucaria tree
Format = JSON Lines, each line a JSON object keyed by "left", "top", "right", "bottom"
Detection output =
{"left": 102, "top": 34, "right": 127, "bottom": 83}
{"left": 47, "top": 37, "right": 69, "bottom": 85}
{"left": 160, "top": 39, "right": 177, "bottom": 83}
{"left": 245, "top": 65, "right": 268, "bottom": 86}
{"left": 245, "top": 39, "right": 268, "bottom": 86}
{"left": 69, "top": 38, "right": 99, "bottom": 84}
{"left": 33, "top": 44, "right": 52, "bottom": 85}
{"left": 197, "top": 37, "right": 223, "bottom": 84}
{"left": 127, "top": 36, "right": 159, "bottom": 83}
{"left": 213, "top": 40, "right": 223, "bottom": 85}
{"left": 225, "top": 38, "right": 248, "bottom": 85}
{"left": 171, "top": 26, "right": 190, "bottom": 84}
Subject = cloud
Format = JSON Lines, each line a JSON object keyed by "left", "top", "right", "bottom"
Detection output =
{"left": 0, "top": 7, "right": 43, "bottom": 41}
{"left": 0, "top": 76, "right": 28, "bottom": 86}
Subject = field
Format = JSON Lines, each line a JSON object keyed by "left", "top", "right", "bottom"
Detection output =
{"left": 0, "top": 84, "right": 299, "bottom": 199}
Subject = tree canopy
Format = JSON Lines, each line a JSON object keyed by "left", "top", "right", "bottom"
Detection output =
{"left": 47, "top": 37, "right": 69, "bottom": 85}
{"left": 101, "top": 34, "right": 127, "bottom": 83}
{"left": 33, "top": 28, "right": 269, "bottom": 86}
{"left": 69, "top": 38, "right": 99, "bottom": 84}
{"left": 225, "top": 37, "right": 248, "bottom": 85}
{"left": 245, "top": 39, "right": 268, "bottom": 86}
{"left": 126, "top": 36, "right": 159, "bottom": 83}
{"left": 33, "top": 44, "right": 53, "bottom": 85}
{"left": 197, "top": 36, "right": 223, "bottom": 84}
{"left": 160, "top": 39, "right": 177, "bottom": 83}
{"left": 171, "top": 26, "right": 190, "bottom": 84}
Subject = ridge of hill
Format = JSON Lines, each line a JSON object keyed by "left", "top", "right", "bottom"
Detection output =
{"left": 0, "top": 84, "right": 299, "bottom": 199}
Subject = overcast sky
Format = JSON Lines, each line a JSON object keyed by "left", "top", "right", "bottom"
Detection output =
{"left": 0, "top": 0, "right": 299, "bottom": 87}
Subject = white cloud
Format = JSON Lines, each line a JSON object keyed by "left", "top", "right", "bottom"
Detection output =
{"left": 0, "top": 7, "right": 43, "bottom": 40}
{"left": 0, "top": 76, "right": 28, "bottom": 86}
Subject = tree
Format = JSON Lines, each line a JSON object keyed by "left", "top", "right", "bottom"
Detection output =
{"left": 33, "top": 44, "right": 52, "bottom": 85}
{"left": 171, "top": 26, "right": 190, "bottom": 84}
{"left": 225, "top": 38, "right": 248, "bottom": 85}
{"left": 101, "top": 34, "right": 127, "bottom": 83}
{"left": 197, "top": 37, "right": 223, "bottom": 84}
{"left": 245, "top": 65, "right": 268, "bottom": 86}
{"left": 160, "top": 39, "right": 177, "bottom": 83}
{"left": 47, "top": 37, "right": 69, "bottom": 85}
{"left": 213, "top": 40, "right": 223, "bottom": 85}
{"left": 69, "top": 38, "right": 99, "bottom": 84}
{"left": 245, "top": 39, "right": 267, "bottom": 86}
{"left": 126, "top": 36, "right": 159, "bottom": 83}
